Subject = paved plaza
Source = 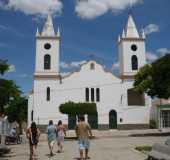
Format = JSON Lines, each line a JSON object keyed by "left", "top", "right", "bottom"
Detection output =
{"left": 1, "top": 131, "right": 167, "bottom": 160}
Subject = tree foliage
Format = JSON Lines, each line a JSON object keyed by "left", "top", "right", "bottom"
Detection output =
{"left": 4, "top": 97, "right": 28, "bottom": 123}
{"left": 134, "top": 64, "right": 153, "bottom": 94}
{"left": 0, "top": 59, "right": 9, "bottom": 75}
{"left": 0, "top": 79, "right": 21, "bottom": 113}
{"left": 59, "top": 101, "right": 97, "bottom": 115}
{"left": 134, "top": 54, "right": 170, "bottom": 99}
{"left": 0, "top": 59, "right": 22, "bottom": 113}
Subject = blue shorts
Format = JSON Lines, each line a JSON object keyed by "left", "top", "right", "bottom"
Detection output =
{"left": 78, "top": 139, "right": 90, "bottom": 150}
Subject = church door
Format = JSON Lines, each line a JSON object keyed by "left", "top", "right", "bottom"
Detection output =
{"left": 68, "top": 115, "right": 76, "bottom": 130}
{"left": 109, "top": 110, "right": 117, "bottom": 129}
{"left": 88, "top": 113, "right": 98, "bottom": 129}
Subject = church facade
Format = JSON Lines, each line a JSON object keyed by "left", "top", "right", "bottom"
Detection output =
{"left": 28, "top": 14, "right": 151, "bottom": 130}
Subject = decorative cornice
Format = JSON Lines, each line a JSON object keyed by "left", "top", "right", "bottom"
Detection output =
{"left": 34, "top": 74, "right": 61, "bottom": 80}
{"left": 120, "top": 74, "right": 135, "bottom": 80}
{"left": 36, "top": 36, "right": 60, "bottom": 40}
{"left": 118, "top": 37, "right": 145, "bottom": 45}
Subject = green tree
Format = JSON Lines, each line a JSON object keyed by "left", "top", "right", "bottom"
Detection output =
{"left": 0, "top": 59, "right": 21, "bottom": 113}
{"left": 0, "top": 79, "right": 21, "bottom": 113}
{"left": 134, "top": 64, "right": 153, "bottom": 95}
{"left": 5, "top": 97, "right": 28, "bottom": 133}
{"left": 0, "top": 59, "right": 9, "bottom": 75}
{"left": 134, "top": 54, "right": 170, "bottom": 99}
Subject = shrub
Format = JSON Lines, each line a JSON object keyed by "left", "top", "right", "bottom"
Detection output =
{"left": 149, "top": 119, "right": 157, "bottom": 129}
{"left": 59, "top": 101, "right": 97, "bottom": 115}
{"left": 135, "top": 145, "right": 152, "bottom": 152}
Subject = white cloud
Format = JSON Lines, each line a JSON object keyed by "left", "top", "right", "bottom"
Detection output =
{"left": 112, "top": 62, "right": 119, "bottom": 70}
{"left": 70, "top": 60, "right": 87, "bottom": 67}
{"left": 8, "top": 65, "right": 16, "bottom": 72}
{"left": 157, "top": 48, "right": 170, "bottom": 56}
{"left": 144, "top": 24, "right": 160, "bottom": 35}
{"left": 18, "top": 74, "right": 31, "bottom": 78}
{"left": 60, "top": 60, "right": 86, "bottom": 69}
{"left": 0, "top": 0, "right": 63, "bottom": 16}
{"left": 146, "top": 52, "right": 158, "bottom": 62}
{"left": 60, "top": 72, "right": 71, "bottom": 77}
{"left": 75, "top": 0, "right": 142, "bottom": 19}
{"left": 60, "top": 62, "right": 69, "bottom": 69}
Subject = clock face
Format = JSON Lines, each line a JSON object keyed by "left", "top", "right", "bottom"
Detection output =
{"left": 44, "top": 43, "right": 51, "bottom": 50}
{"left": 131, "top": 44, "right": 137, "bottom": 51}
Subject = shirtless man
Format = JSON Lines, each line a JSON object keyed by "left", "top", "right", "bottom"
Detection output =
{"left": 75, "top": 116, "right": 92, "bottom": 160}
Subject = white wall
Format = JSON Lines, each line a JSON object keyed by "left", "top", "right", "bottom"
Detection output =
{"left": 119, "top": 39, "right": 146, "bottom": 76}
{"left": 35, "top": 38, "right": 60, "bottom": 75}
{"left": 28, "top": 61, "right": 151, "bottom": 126}
{"left": 28, "top": 94, "right": 33, "bottom": 127}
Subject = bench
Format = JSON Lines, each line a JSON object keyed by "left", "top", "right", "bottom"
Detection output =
{"left": 148, "top": 143, "right": 170, "bottom": 160}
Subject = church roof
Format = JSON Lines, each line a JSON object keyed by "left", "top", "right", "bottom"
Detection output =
{"left": 41, "top": 13, "right": 55, "bottom": 37}
{"left": 125, "top": 14, "right": 140, "bottom": 38}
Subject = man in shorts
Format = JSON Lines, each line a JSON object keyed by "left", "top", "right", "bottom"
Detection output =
{"left": 75, "top": 116, "right": 92, "bottom": 160}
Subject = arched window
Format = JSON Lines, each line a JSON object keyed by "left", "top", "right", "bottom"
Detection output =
{"left": 31, "top": 110, "right": 34, "bottom": 121}
{"left": 47, "top": 87, "right": 50, "bottom": 101}
{"left": 90, "top": 63, "right": 95, "bottom": 70}
{"left": 91, "top": 88, "right": 94, "bottom": 102}
{"left": 131, "top": 55, "right": 138, "bottom": 70}
{"left": 44, "top": 54, "right": 51, "bottom": 69}
{"left": 85, "top": 88, "right": 89, "bottom": 102}
{"left": 96, "top": 88, "right": 100, "bottom": 102}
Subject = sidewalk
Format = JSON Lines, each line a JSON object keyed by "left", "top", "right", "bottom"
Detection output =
{"left": 1, "top": 129, "right": 169, "bottom": 160}
{"left": 38, "top": 129, "right": 170, "bottom": 141}
{"left": 4, "top": 135, "right": 167, "bottom": 160}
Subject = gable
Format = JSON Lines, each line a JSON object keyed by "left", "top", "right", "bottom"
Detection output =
{"left": 62, "top": 60, "right": 121, "bottom": 84}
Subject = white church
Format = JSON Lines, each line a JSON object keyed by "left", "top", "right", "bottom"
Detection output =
{"left": 28, "top": 14, "right": 151, "bottom": 130}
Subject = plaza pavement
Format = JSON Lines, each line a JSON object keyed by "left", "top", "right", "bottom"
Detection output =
{"left": 2, "top": 130, "right": 169, "bottom": 160}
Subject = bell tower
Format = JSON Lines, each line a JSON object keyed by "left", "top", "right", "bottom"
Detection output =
{"left": 34, "top": 13, "right": 60, "bottom": 77}
{"left": 118, "top": 14, "right": 146, "bottom": 80}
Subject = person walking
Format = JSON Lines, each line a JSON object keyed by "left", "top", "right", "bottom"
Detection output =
{"left": 56, "top": 120, "right": 66, "bottom": 153}
{"left": 26, "top": 122, "right": 40, "bottom": 160}
{"left": 75, "top": 116, "right": 92, "bottom": 160}
{"left": 46, "top": 120, "right": 57, "bottom": 156}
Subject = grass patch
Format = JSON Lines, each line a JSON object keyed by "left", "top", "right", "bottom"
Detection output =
{"left": 135, "top": 145, "right": 152, "bottom": 154}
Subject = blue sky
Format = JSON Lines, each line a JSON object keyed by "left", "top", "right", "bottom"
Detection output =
{"left": 0, "top": 0, "right": 170, "bottom": 94}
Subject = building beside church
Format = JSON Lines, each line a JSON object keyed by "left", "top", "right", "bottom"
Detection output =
{"left": 28, "top": 14, "right": 152, "bottom": 130}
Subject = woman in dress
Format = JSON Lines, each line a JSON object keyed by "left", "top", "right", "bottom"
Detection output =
{"left": 46, "top": 120, "right": 57, "bottom": 156}
{"left": 56, "top": 120, "right": 66, "bottom": 153}
{"left": 27, "top": 122, "right": 40, "bottom": 160}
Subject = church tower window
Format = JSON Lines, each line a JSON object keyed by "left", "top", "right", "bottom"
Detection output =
{"left": 44, "top": 43, "right": 51, "bottom": 50}
{"left": 131, "top": 55, "right": 138, "bottom": 70}
{"left": 90, "top": 63, "right": 95, "bottom": 70}
{"left": 44, "top": 54, "right": 51, "bottom": 69}
{"left": 85, "top": 88, "right": 89, "bottom": 102}
{"left": 96, "top": 88, "right": 100, "bottom": 102}
{"left": 47, "top": 87, "right": 50, "bottom": 101}
{"left": 131, "top": 44, "right": 137, "bottom": 51}
{"left": 91, "top": 88, "right": 95, "bottom": 102}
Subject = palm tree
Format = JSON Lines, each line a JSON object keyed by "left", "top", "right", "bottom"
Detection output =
{"left": 0, "top": 59, "right": 9, "bottom": 75}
